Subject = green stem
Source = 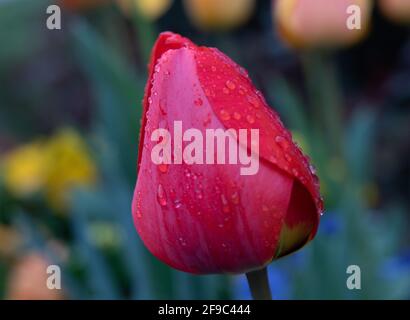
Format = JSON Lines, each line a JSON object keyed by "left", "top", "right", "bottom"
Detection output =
{"left": 246, "top": 267, "right": 272, "bottom": 300}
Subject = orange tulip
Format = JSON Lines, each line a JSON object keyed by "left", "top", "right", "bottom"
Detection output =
{"left": 183, "top": 0, "right": 256, "bottom": 31}
{"left": 274, "top": 0, "right": 372, "bottom": 49}
{"left": 379, "top": 0, "right": 410, "bottom": 24}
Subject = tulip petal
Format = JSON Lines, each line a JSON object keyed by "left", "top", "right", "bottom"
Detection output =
{"left": 193, "top": 46, "right": 323, "bottom": 218}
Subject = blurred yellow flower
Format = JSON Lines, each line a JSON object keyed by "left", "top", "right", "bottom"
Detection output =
{"left": 183, "top": 0, "right": 256, "bottom": 31}
{"left": 1, "top": 129, "right": 97, "bottom": 211}
{"left": 44, "top": 129, "right": 97, "bottom": 211}
{"left": 2, "top": 142, "right": 47, "bottom": 197}
{"left": 274, "top": 0, "right": 372, "bottom": 49}
{"left": 117, "top": 0, "right": 173, "bottom": 20}
{"left": 7, "top": 252, "right": 64, "bottom": 300}
{"left": 380, "top": 0, "right": 410, "bottom": 24}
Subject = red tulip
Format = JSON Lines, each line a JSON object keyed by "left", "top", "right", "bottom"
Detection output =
{"left": 133, "top": 32, "right": 323, "bottom": 274}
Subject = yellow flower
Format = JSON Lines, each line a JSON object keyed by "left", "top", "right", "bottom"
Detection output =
{"left": 380, "top": 0, "right": 410, "bottom": 24}
{"left": 117, "top": 0, "right": 173, "bottom": 20}
{"left": 1, "top": 129, "right": 96, "bottom": 211}
{"left": 2, "top": 141, "right": 47, "bottom": 197}
{"left": 274, "top": 0, "right": 372, "bottom": 49}
{"left": 44, "top": 129, "right": 97, "bottom": 211}
{"left": 183, "top": 0, "right": 256, "bottom": 31}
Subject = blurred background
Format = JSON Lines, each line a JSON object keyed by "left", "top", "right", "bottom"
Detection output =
{"left": 0, "top": 0, "right": 409, "bottom": 299}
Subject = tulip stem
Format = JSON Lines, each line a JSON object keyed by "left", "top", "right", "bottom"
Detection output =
{"left": 246, "top": 267, "right": 272, "bottom": 300}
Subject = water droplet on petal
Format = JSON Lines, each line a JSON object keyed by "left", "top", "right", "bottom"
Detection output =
{"left": 179, "top": 237, "right": 187, "bottom": 246}
{"left": 220, "top": 109, "right": 231, "bottom": 121}
{"left": 246, "top": 115, "right": 255, "bottom": 124}
{"left": 221, "top": 194, "right": 230, "bottom": 213}
{"left": 194, "top": 98, "right": 203, "bottom": 107}
{"left": 309, "top": 164, "right": 317, "bottom": 175}
{"left": 233, "top": 112, "right": 241, "bottom": 120}
{"left": 275, "top": 136, "right": 290, "bottom": 150}
{"left": 247, "top": 95, "right": 260, "bottom": 108}
{"left": 195, "top": 189, "right": 203, "bottom": 200}
{"left": 225, "top": 80, "right": 236, "bottom": 90}
{"left": 203, "top": 114, "right": 212, "bottom": 127}
{"left": 157, "top": 184, "right": 167, "bottom": 207}
{"left": 174, "top": 199, "right": 182, "bottom": 209}
{"left": 231, "top": 192, "right": 240, "bottom": 205}
{"left": 158, "top": 163, "right": 168, "bottom": 173}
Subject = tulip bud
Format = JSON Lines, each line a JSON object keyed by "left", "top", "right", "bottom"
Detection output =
{"left": 183, "top": 0, "right": 256, "bottom": 31}
{"left": 132, "top": 32, "right": 323, "bottom": 274}
{"left": 274, "top": 0, "right": 372, "bottom": 49}
{"left": 116, "top": 0, "right": 173, "bottom": 20}
{"left": 379, "top": 0, "right": 410, "bottom": 24}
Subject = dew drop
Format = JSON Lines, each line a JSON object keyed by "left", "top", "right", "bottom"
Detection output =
{"left": 195, "top": 189, "right": 203, "bottom": 200}
{"left": 178, "top": 237, "right": 187, "bottom": 246}
{"left": 231, "top": 192, "right": 240, "bottom": 205}
{"left": 221, "top": 194, "right": 230, "bottom": 213}
{"left": 275, "top": 136, "right": 290, "bottom": 150}
{"left": 246, "top": 114, "right": 255, "bottom": 124}
{"left": 233, "top": 112, "right": 241, "bottom": 120}
{"left": 247, "top": 95, "right": 260, "bottom": 108}
{"left": 203, "top": 114, "right": 212, "bottom": 127}
{"left": 223, "top": 87, "right": 230, "bottom": 94}
{"left": 158, "top": 163, "right": 168, "bottom": 173}
{"left": 225, "top": 80, "right": 236, "bottom": 90}
{"left": 211, "top": 66, "right": 217, "bottom": 72}
{"left": 194, "top": 98, "right": 203, "bottom": 107}
{"left": 157, "top": 184, "right": 167, "bottom": 207}
{"left": 159, "top": 100, "right": 167, "bottom": 115}
{"left": 284, "top": 153, "right": 292, "bottom": 162}
{"left": 220, "top": 109, "right": 231, "bottom": 121}
{"left": 135, "top": 208, "right": 142, "bottom": 219}
{"left": 174, "top": 200, "right": 182, "bottom": 209}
